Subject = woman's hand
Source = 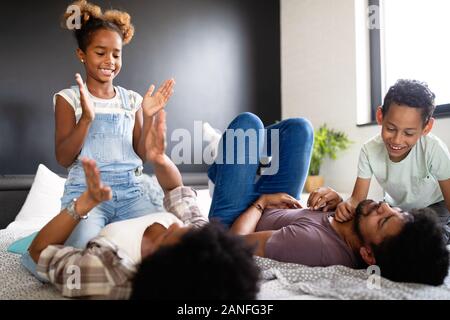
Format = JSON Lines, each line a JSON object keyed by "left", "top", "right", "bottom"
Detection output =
{"left": 81, "top": 158, "right": 112, "bottom": 206}
{"left": 75, "top": 73, "right": 95, "bottom": 123}
{"left": 28, "top": 158, "right": 111, "bottom": 263}
{"left": 145, "top": 110, "right": 167, "bottom": 165}
{"left": 142, "top": 79, "right": 175, "bottom": 118}
{"left": 307, "top": 187, "right": 343, "bottom": 212}
{"left": 257, "top": 193, "right": 302, "bottom": 210}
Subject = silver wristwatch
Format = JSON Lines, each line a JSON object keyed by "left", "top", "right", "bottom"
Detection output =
{"left": 66, "top": 198, "right": 89, "bottom": 221}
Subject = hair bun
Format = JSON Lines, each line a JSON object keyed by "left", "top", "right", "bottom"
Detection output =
{"left": 63, "top": 0, "right": 103, "bottom": 29}
{"left": 62, "top": 1, "right": 135, "bottom": 47}
{"left": 103, "top": 9, "right": 135, "bottom": 44}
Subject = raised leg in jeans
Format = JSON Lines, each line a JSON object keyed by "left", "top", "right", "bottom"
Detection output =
{"left": 208, "top": 112, "right": 313, "bottom": 227}
{"left": 207, "top": 113, "right": 263, "bottom": 227}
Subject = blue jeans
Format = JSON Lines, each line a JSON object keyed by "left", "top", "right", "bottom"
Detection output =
{"left": 208, "top": 112, "right": 314, "bottom": 227}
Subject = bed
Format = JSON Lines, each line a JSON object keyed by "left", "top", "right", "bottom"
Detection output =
{"left": 2, "top": 166, "right": 450, "bottom": 300}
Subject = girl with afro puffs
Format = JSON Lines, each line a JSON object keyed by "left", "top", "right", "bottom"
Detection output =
{"left": 53, "top": 1, "right": 176, "bottom": 248}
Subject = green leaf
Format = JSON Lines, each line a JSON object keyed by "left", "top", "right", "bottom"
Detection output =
{"left": 308, "top": 124, "right": 353, "bottom": 176}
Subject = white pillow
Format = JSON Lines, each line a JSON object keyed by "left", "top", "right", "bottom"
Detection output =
{"left": 6, "top": 164, "right": 66, "bottom": 235}
{"left": 195, "top": 189, "right": 212, "bottom": 218}
{"left": 5, "top": 164, "right": 213, "bottom": 235}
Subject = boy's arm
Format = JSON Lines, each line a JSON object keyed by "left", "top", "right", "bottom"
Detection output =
{"left": 439, "top": 179, "right": 450, "bottom": 213}
{"left": 334, "top": 144, "right": 373, "bottom": 222}
{"left": 28, "top": 159, "right": 112, "bottom": 263}
{"left": 145, "top": 110, "right": 183, "bottom": 193}
{"left": 349, "top": 177, "right": 371, "bottom": 204}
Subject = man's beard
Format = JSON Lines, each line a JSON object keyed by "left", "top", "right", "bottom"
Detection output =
{"left": 353, "top": 200, "right": 373, "bottom": 243}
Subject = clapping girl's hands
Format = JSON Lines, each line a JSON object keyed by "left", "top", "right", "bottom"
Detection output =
{"left": 75, "top": 73, "right": 95, "bottom": 123}
{"left": 142, "top": 79, "right": 175, "bottom": 118}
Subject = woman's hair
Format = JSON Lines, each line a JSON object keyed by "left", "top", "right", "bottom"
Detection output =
{"left": 62, "top": 0, "right": 135, "bottom": 51}
{"left": 130, "top": 222, "right": 261, "bottom": 300}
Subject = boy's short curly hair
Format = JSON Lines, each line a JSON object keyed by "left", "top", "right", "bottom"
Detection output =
{"left": 130, "top": 222, "right": 261, "bottom": 300}
{"left": 372, "top": 208, "right": 449, "bottom": 286}
{"left": 382, "top": 79, "right": 436, "bottom": 125}
{"left": 62, "top": 0, "right": 135, "bottom": 51}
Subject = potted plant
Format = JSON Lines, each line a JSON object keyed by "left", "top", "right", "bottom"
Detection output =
{"left": 305, "top": 124, "right": 352, "bottom": 193}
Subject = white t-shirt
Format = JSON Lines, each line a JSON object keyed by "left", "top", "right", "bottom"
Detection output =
{"left": 98, "top": 213, "right": 182, "bottom": 265}
{"left": 53, "top": 86, "right": 143, "bottom": 121}
{"left": 358, "top": 133, "right": 450, "bottom": 210}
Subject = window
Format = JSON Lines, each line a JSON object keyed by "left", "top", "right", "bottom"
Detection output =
{"left": 367, "top": 0, "right": 450, "bottom": 124}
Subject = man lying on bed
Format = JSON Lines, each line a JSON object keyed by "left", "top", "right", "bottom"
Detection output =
{"left": 206, "top": 112, "right": 449, "bottom": 286}
{"left": 27, "top": 111, "right": 260, "bottom": 300}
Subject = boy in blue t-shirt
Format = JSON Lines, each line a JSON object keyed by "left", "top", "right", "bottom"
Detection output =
{"left": 324, "top": 80, "right": 450, "bottom": 242}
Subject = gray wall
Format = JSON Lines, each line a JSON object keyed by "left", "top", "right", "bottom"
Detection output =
{"left": 0, "top": 0, "right": 280, "bottom": 174}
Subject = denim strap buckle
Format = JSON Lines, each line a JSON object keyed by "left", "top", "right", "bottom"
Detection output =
{"left": 134, "top": 166, "right": 143, "bottom": 176}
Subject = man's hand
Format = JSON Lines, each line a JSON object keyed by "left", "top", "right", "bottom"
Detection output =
{"left": 335, "top": 200, "right": 356, "bottom": 222}
{"left": 142, "top": 79, "right": 175, "bottom": 118}
{"left": 75, "top": 73, "right": 95, "bottom": 123}
{"left": 81, "top": 158, "right": 112, "bottom": 207}
{"left": 145, "top": 110, "right": 167, "bottom": 165}
{"left": 307, "top": 187, "right": 343, "bottom": 212}
{"left": 257, "top": 193, "right": 302, "bottom": 210}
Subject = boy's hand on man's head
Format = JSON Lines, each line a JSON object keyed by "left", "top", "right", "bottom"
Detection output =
{"left": 335, "top": 200, "right": 356, "bottom": 223}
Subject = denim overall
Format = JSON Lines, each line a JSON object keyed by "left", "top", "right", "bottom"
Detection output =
{"left": 60, "top": 86, "right": 162, "bottom": 248}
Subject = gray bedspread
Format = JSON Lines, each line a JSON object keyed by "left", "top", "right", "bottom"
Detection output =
{"left": 255, "top": 256, "right": 450, "bottom": 300}
{"left": 2, "top": 228, "right": 450, "bottom": 300}
{"left": 0, "top": 230, "right": 64, "bottom": 300}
